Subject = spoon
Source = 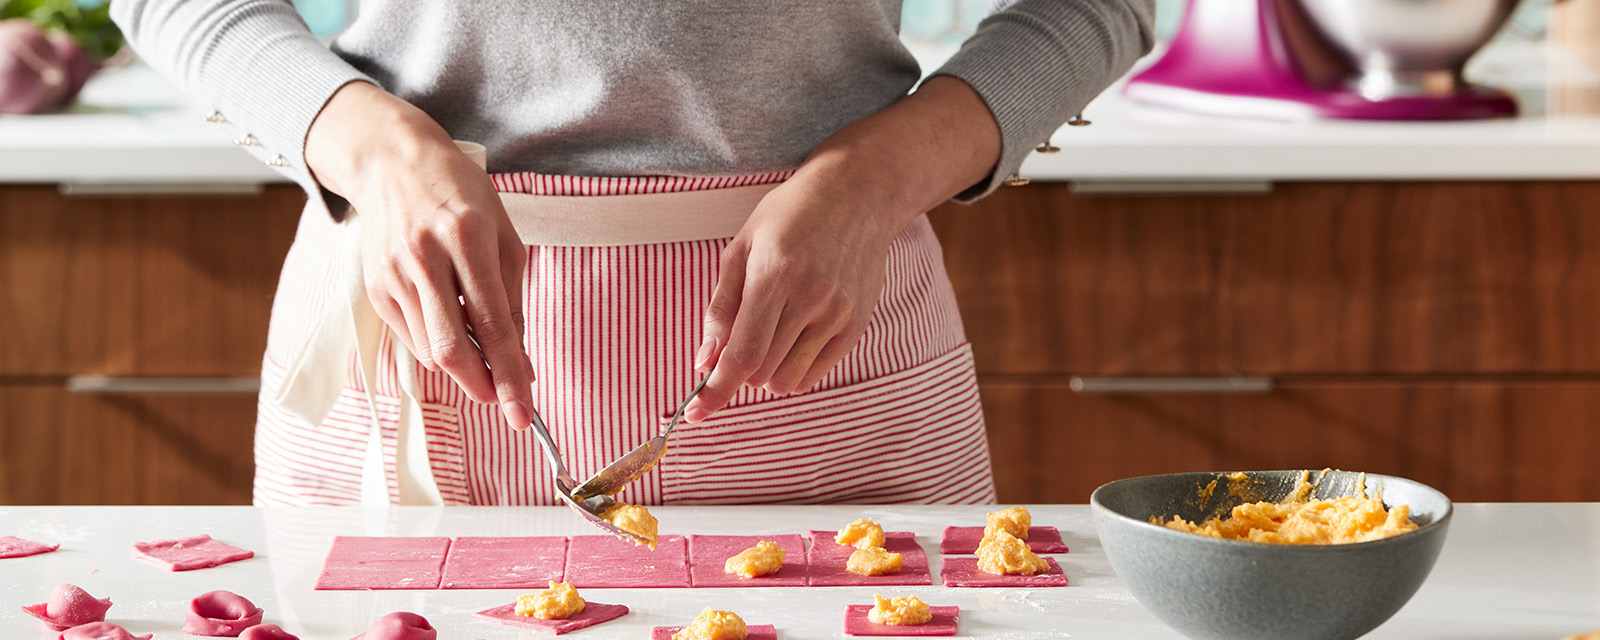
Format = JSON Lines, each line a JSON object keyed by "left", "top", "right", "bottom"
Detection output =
{"left": 571, "top": 376, "right": 709, "bottom": 501}
{"left": 524, "top": 407, "right": 652, "bottom": 546}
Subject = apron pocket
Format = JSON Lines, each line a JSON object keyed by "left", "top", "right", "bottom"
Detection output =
{"left": 658, "top": 344, "right": 992, "bottom": 505}
{"left": 417, "top": 402, "right": 471, "bottom": 505}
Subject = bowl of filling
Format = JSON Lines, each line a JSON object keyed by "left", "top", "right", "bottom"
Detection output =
{"left": 1091, "top": 469, "right": 1451, "bottom": 640}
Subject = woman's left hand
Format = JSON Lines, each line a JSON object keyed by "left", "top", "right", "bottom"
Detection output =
{"left": 682, "top": 76, "right": 1002, "bottom": 423}
{"left": 683, "top": 167, "right": 901, "bottom": 422}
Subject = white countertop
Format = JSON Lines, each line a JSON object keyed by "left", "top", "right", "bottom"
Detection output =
{"left": 1, "top": 504, "right": 1597, "bottom": 639}
{"left": 5, "top": 42, "right": 1600, "bottom": 186}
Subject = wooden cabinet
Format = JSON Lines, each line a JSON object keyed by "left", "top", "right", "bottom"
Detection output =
{"left": 0, "top": 387, "right": 256, "bottom": 504}
{"left": 931, "top": 181, "right": 1600, "bottom": 376}
{"left": 982, "top": 379, "right": 1600, "bottom": 504}
{"left": 3, "top": 180, "right": 1597, "bottom": 505}
{"left": 0, "top": 185, "right": 302, "bottom": 505}
{"left": 928, "top": 181, "right": 1600, "bottom": 503}
{"left": 0, "top": 186, "right": 302, "bottom": 376}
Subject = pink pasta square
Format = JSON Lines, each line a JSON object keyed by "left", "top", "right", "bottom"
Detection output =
{"left": 472, "top": 601, "right": 628, "bottom": 635}
{"left": 688, "top": 535, "right": 807, "bottom": 588}
{"left": 806, "top": 531, "right": 931, "bottom": 587}
{"left": 652, "top": 624, "right": 777, "bottom": 640}
{"left": 0, "top": 536, "right": 59, "bottom": 559}
{"left": 940, "top": 556, "right": 1069, "bottom": 588}
{"left": 843, "top": 604, "right": 960, "bottom": 636}
{"left": 132, "top": 534, "right": 254, "bottom": 572}
{"left": 315, "top": 536, "right": 451, "bottom": 590}
{"left": 563, "top": 535, "right": 689, "bottom": 588}
{"left": 441, "top": 536, "right": 566, "bottom": 589}
{"left": 939, "top": 526, "right": 1069, "bottom": 554}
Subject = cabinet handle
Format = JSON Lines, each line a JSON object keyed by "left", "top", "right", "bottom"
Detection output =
{"left": 65, "top": 376, "right": 261, "bottom": 395}
{"left": 58, "top": 182, "right": 264, "bottom": 197}
{"left": 1069, "top": 376, "right": 1274, "bottom": 394}
{"left": 1067, "top": 180, "right": 1274, "bottom": 195}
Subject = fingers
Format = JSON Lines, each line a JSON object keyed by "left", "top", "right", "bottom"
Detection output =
{"left": 414, "top": 251, "right": 497, "bottom": 405}
{"left": 685, "top": 262, "right": 782, "bottom": 423}
{"left": 458, "top": 235, "right": 536, "bottom": 431}
{"left": 793, "top": 321, "right": 869, "bottom": 393}
{"left": 761, "top": 322, "right": 836, "bottom": 396}
{"left": 695, "top": 244, "right": 747, "bottom": 374}
{"left": 394, "top": 280, "right": 437, "bottom": 370}
{"left": 746, "top": 306, "right": 809, "bottom": 390}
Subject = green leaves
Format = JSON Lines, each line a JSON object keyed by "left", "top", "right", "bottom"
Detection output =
{"left": 1, "top": 0, "right": 124, "bottom": 60}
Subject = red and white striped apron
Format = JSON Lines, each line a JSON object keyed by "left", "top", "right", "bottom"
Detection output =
{"left": 253, "top": 143, "right": 996, "bottom": 506}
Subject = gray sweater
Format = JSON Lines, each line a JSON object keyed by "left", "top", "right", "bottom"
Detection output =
{"left": 111, "top": 0, "right": 1153, "bottom": 208}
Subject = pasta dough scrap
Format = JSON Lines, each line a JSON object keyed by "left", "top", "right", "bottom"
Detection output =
{"left": 0, "top": 536, "right": 59, "bottom": 558}
{"left": 600, "top": 502, "right": 660, "bottom": 549}
{"left": 132, "top": 534, "right": 254, "bottom": 571}
{"left": 672, "top": 607, "right": 748, "bottom": 640}
{"left": 516, "top": 582, "right": 585, "bottom": 619}
{"left": 835, "top": 519, "right": 886, "bottom": 549}
{"left": 976, "top": 530, "right": 1049, "bottom": 576}
{"left": 867, "top": 594, "right": 932, "bottom": 625}
{"left": 983, "top": 507, "right": 1031, "bottom": 540}
{"left": 847, "top": 546, "right": 904, "bottom": 576}
{"left": 723, "top": 541, "right": 786, "bottom": 578}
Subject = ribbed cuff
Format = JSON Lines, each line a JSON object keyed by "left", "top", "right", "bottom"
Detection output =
{"left": 200, "top": 3, "right": 370, "bottom": 216}
{"left": 928, "top": 0, "right": 1154, "bottom": 202}
{"left": 113, "top": 0, "right": 373, "bottom": 217}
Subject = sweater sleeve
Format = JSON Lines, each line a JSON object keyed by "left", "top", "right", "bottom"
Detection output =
{"left": 928, "top": 0, "right": 1156, "bottom": 202}
{"left": 110, "top": 0, "right": 374, "bottom": 216}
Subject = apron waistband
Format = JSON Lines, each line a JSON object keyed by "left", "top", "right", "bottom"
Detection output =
{"left": 459, "top": 140, "right": 779, "bottom": 246}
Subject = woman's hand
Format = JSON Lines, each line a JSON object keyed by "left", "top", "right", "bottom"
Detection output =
{"left": 306, "top": 82, "right": 535, "bottom": 430}
{"left": 683, "top": 76, "right": 1002, "bottom": 422}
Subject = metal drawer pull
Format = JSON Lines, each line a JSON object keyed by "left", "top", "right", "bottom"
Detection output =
{"left": 1067, "top": 180, "right": 1274, "bottom": 195}
{"left": 1069, "top": 377, "right": 1274, "bottom": 394}
{"left": 66, "top": 376, "right": 261, "bottom": 394}
{"left": 58, "top": 182, "right": 265, "bottom": 197}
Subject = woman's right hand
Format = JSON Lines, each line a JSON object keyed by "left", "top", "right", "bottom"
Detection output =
{"left": 305, "top": 81, "right": 535, "bottom": 431}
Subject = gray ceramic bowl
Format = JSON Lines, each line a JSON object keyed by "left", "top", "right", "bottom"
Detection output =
{"left": 1091, "top": 470, "right": 1451, "bottom": 640}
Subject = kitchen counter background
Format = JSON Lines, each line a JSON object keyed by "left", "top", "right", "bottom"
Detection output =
{"left": 5, "top": 36, "right": 1600, "bottom": 188}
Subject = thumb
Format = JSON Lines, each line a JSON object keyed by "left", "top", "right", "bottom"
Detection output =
{"left": 697, "top": 242, "right": 747, "bottom": 373}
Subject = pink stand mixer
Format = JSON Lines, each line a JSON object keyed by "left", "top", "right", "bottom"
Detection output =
{"left": 1124, "top": 0, "right": 1521, "bottom": 120}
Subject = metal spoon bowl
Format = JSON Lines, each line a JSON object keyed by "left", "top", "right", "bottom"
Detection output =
{"left": 571, "top": 376, "right": 708, "bottom": 501}
{"left": 525, "top": 408, "right": 653, "bottom": 546}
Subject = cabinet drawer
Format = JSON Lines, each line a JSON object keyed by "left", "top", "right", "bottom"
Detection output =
{"left": 931, "top": 181, "right": 1600, "bottom": 376}
{"left": 0, "top": 384, "right": 256, "bottom": 505}
{"left": 981, "top": 377, "right": 1600, "bottom": 504}
{"left": 0, "top": 185, "right": 302, "bottom": 376}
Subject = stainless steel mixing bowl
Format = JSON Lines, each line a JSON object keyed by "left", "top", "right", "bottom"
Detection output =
{"left": 1296, "top": 0, "right": 1522, "bottom": 100}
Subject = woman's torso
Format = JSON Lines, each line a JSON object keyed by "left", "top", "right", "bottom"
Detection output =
{"left": 331, "top": 1, "right": 921, "bottom": 176}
